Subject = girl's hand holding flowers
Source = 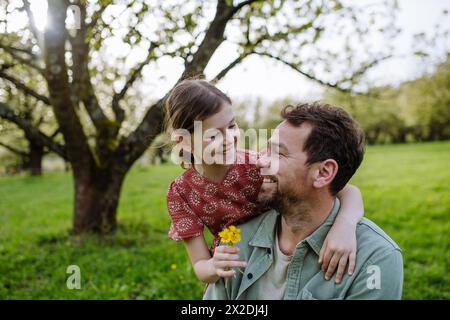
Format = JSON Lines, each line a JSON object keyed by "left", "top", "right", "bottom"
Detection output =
{"left": 211, "top": 226, "right": 247, "bottom": 278}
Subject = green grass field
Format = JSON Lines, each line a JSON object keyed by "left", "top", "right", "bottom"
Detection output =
{"left": 0, "top": 141, "right": 449, "bottom": 299}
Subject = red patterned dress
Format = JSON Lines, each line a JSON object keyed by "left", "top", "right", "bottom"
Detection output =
{"left": 166, "top": 149, "right": 264, "bottom": 252}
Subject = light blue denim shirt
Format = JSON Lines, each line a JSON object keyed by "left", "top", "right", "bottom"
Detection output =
{"left": 204, "top": 198, "right": 403, "bottom": 300}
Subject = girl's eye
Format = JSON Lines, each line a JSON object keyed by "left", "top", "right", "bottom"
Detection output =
{"left": 229, "top": 124, "right": 236, "bottom": 129}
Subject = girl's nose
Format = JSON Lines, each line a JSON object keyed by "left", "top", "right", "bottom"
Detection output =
{"left": 227, "top": 128, "right": 239, "bottom": 142}
{"left": 259, "top": 148, "right": 268, "bottom": 158}
{"left": 257, "top": 153, "right": 270, "bottom": 169}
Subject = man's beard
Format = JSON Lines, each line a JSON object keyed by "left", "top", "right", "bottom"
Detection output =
{"left": 272, "top": 191, "right": 313, "bottom": 232}
{"left": 260, "top": 186, "right": 303, "bottom": 217}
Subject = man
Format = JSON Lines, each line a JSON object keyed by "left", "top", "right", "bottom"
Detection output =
{"left": 204, "top": 102, "right": 403, "bottom": 300}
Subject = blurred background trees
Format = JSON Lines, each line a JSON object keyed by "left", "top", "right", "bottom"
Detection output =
{"left": 325, "top": 54, "right": 450, "bottom": 144}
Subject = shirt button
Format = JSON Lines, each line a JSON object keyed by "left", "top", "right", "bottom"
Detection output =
{"left": 247, "top": 273, "right": 253, "bottom": 280}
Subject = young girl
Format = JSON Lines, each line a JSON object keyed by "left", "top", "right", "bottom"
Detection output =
{"left": 165, "top": 79, "right": 364, "bottom": 285}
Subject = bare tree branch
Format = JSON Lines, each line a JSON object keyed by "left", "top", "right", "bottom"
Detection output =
{"left": 34, "top": 113, "right": 45, "bottom": 127}
{"left": 112, "top": 42, "right": 157, "bottom": 123}
{"left": 211, "top": 52, "right": 252, "bottom": 83}
{"left": 0, "top": 63, "right": 16, "bottom": 72}
{"left": 0, "top": 101, "right": 67, "bottom": 159}
{"left": 116, "top": 97, "right": 165, "bottom": 168}
{"left": 257, "top": 52, "right": 353, "bottom": 93}
{"left": 232, "top": 0, "right": 263, "bottom": 15}
{"left": 0, "top": 68, "right": 51, "bottom": 104}
{"left": 0, "top": 44, "right": 34, "bottom": 56}
{"left": 339, "top": 55, "right": 393, "bottom": 84}
{"left": 50, "top": 127, "right": 60, "bottom": 139}
{"left": 0, "top": 44, "right": 44, "bottom": 75}
{"left": 0, "top": 140, "right": 28, "bottom": 157}
{"left": 259, "top": 52, "right": 393, "bottom": 94}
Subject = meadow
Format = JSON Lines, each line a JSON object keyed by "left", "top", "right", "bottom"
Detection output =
{"left": 0, "top": 141, "right": 449, "bottom": 299}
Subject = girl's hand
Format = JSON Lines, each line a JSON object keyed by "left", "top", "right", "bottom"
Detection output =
{"left": 318, "top": 221, "right": 357, "bottom": 284}
{"left": 211, "top": 245, "right": 247, "bottom": 278}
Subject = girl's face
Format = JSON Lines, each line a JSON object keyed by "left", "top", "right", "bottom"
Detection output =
{"left": 192, "top": 102, "right": 239, "bottom": 165}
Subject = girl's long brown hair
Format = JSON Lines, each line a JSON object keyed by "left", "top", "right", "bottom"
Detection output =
{"left": 164, "top": 79, "right": 232, "bottom": 168}
{"left": 165, "top": 79, "right": 232, "bottom": 132}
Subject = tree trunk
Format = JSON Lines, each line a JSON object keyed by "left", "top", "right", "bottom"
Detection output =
{"left": 72, "top": 164, "right": 127, "bottom": 234}
{"left": 23, "top": 141, "right": 44, "bottom": 176}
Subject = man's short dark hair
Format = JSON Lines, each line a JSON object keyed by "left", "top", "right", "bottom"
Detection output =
{"left": 281, "top": 102, "right": 365, "bottom": 195}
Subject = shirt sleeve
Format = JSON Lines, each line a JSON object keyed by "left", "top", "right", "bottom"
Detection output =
{"left": 166, "top": 181, "right": 204, "bottom": 241}
{"left": 345, "top": 248, "right": 404, "bottom": 300}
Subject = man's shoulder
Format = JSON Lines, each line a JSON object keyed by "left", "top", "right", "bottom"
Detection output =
{"left": 346, "top": 218, "right": 403, "bottom": 299}
{"left": 356, "top": 217, "right": 402, "bottom": 258}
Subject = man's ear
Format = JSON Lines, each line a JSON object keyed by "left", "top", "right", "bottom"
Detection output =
{"left": 312, "top": 159, "right": 338, "bottom": 190}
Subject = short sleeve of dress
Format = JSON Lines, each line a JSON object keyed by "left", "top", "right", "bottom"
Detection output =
{"left": 166, "top": 180, "right": 204, "bottom": 241}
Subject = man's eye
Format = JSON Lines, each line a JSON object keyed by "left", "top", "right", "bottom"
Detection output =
{"left": 229, "top": 124, "right": 236, "bottom": 129}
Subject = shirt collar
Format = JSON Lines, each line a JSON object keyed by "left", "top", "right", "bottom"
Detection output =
{"left": 304, "top": 198, "right": 341, "bottom": 255}
{"left": 249, "top": 198, "right": 341, "bottom": 256}
{"left": 248, "top": 209, "right": 278, "bottom": 248}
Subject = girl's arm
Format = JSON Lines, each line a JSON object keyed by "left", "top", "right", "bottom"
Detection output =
{"left": 319, "top": 184, "right": 364, "bottom": 284}
{"left": 184, "top": 235, "right": 247, "bottom": 284}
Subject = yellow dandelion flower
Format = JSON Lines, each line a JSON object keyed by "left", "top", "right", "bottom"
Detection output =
{"left": 219, "top": 225, "right": 241, "bottom": 245}
{"left": 230, "top": 233, "right": 241, "bottom": 244}
{"left": 170, "top": 264, "right": 177, "bottom": 270}
{"left": 219, "top": 229, "right": 231, "bottom": 243}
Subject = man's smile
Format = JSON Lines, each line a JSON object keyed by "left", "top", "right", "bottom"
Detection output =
{"left": 262, "top": 176, "right": 277, "bottom": 184}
